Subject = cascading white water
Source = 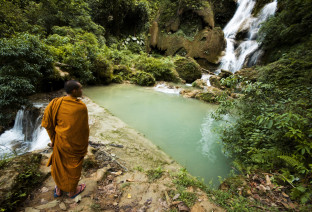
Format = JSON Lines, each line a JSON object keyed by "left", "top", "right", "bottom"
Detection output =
{"left": 219, "top": 0, "right": 277, "bottom": 73}
{"left": 0, "top": 108, "right": 49, "bottom": 156}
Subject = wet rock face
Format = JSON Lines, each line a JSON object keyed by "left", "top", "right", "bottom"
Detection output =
{"left": 22, "top": 107, "right": 42, "bottom": 141}
{"left": 149, "top": 27, "right": 225, "bottom": 64}
{"left": 148, "top": 3, "right": 225, "bottom": 64}
{"left": 212, "top": 0, "right": 237, "bottom": 28}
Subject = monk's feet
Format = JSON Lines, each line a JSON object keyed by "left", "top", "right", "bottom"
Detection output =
{"left": 68, "top": 183, "right": 86, "bottom": 198}
{"left": 54, "top": 186, "right": 62, "bottom": 197}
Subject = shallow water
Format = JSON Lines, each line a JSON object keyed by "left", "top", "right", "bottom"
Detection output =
{"left": 84, "top": 84, "right": 232, "bottom": 185}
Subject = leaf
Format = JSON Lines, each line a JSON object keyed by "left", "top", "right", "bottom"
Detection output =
{"left": 268, "top": 120, "right": 273, "bottom": 129}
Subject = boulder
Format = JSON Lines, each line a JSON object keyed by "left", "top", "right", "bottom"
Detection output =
{"left": 195, "top": 5, "right": 214, "bottom": 28}
{"left": 195, "top": 87, "right": 223, "bottom": 103}
{"left": 186, "top": 27, "right": 226, "bottom": 64}
{"left": 0, "top": 153, "right": 46, "bottom": 211}
{"left": 174, "top": 57, "right": 202, "bottom": 83}
{"left": 219, "top": 69, "right": 233, "bottom": 79}
{"left": 209, "top": 75, "right": 222, "bottom": 88}
{"left": 235, "top": 68, "right": 258, "bottom": 82}
{"left": 192, "top": 79, "right": 206, "bottom": 89}
{"left": 180, "top": 89, "right": 201, "bottom": 98}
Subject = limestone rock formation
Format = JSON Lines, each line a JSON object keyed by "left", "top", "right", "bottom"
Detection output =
{"left": 149, "top": 27, "right": 225, "bottom": 64}
{"left": 148, "top": 3, "right": 226, "bottom": 64}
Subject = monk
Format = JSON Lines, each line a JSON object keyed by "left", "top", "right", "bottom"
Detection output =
{"left": 41, "top": 80, "right": 89, "bottom": 198}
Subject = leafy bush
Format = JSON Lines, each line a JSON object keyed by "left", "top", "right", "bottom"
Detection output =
{"left": 132, "top": 71, "right": 155, "bottom": 86}
{"left": 91, "top": 54, "right": 113, "bottom": 84}
{"left": 0, "top": 1, "right": 30, "bottom": 38}
{"left": 135, "top": 53, "right": 180, "bottom": 82}
{"left": 87, "top": 0, "right": 149, "bottom": 36}
{"left": 214, "top": 40, "right": 312, "bottom": 203}
{"left": 0, "top": 33, "right": 54, "bottom": 126}
{"left": 259, "top": 0, "right": 312, "bottom": 62}
{"left": 46, "top": 27, "right": 112, "bottom": 84}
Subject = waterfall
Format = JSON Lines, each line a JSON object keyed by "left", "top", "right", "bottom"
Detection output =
{"left": 0, "top": 107, "right": 50, "bottom": 156}
{"left": 219, "top": 0, "right": 277, "bottom": 73}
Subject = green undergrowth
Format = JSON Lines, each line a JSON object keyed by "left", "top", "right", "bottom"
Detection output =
{"left": 146, "top": 166, "right": 164, "bottom": 182}
{"left": 168, "top": 168, "right": 275, "bottom": 211}
{"left": 213, "top": 35, "right": 312, "bottom": 207}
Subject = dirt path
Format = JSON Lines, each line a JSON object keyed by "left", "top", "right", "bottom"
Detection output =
{"left": 19, "top": 96, "right": 224, "bottom": 212}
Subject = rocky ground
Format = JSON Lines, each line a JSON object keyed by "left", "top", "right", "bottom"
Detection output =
{"left": 14, "top": 95, "right": 224, "bottom": 212}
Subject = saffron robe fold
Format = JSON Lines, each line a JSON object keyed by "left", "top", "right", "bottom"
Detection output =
{"left": 42, "top": 96, "right": 89, "bottom": 192}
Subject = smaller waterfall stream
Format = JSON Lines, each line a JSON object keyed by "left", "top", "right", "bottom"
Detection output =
{"left": 219, "top": 0, "right": 277, "bottom": 73}
{"left": 0, "top": 107, "right": 49, "bottom": 156}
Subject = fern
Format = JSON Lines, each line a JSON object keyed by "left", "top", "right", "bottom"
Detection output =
{"left": 278, "top": 155, "right": 301, "bottom": 168}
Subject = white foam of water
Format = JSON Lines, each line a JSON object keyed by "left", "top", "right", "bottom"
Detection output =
{"left": 154, "top": 83, "right": 181, "bottom": 95}
{"left": 219, "top": 0, "right": 277, "bottom": 73}
{"left": 0, "top": 108, "right": 50, "bottom": 155}
{"left": 29, "top": 127, "right": 50, "bottom": 151}
{"left": 201, "top": 74, "right": 212, "bottom": 86}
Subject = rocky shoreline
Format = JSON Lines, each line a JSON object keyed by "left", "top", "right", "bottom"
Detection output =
{"left": 0, "top": 94, "right": 223, "bottom": 211}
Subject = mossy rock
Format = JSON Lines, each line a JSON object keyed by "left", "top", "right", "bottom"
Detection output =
{"left": 0, "top": 153, "right": 45, "bottom": 212}
{"left": 196, "top": 91, "right": 217, "bottom": 103}
{"left": 192, "top": 79, "right": 206, "bottom": 89}
{"left": 235, "top": 68, "right": 258, "bottom": 82}
{"left": 219, "top": 69, "right": 233, "bottom": 79}
{"left": 174, "top": 57, "right": 202, "bottom": 83}
{"left": 209, "top": 75, "right": 222, "bottom": 88}
{"left": 195, "top": 87, "right": 224, "bottom": 103}
{"left": 132, "top": 71, "right": 156, "bottom": 86}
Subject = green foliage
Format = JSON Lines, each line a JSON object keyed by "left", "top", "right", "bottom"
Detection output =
{"left": 146, "top": 166, "right": 163, "bottom": 181}
{"left": 0, "top": 0, "right": 104, "bottom": 38}
{"left": 0, "top": 154, "right": 10, "bottom": 169}
{"left": 168, "top": 189, "right": 197, "bottom": 208}
{"left": 121, "top": 35, "right": 146, "bottom": 54}
{"left": 0, "top": 1, "right": 30, "bottom": 38}
{"left": 174, "top": 57, "right": 202, "bottom": 83}
{"left": 157, "top": 0, "right": 210, "bottom": 27}
{"left": 0, "top": 33, "right": 54, "bottom": 126}
{"left": 290, "top": 185, "right": 312, "bottom": 204}
{"left": 87, "top": 0, "right": 149, "bottom": 36}
{"left": 172, "top": 168, "right": 205, "bottom": 189}
{"left": 132, "top": 71, "right": 155, "bottom": 86}
{"left": 46, "top": 26, "right": 112, "bottom": 84}
{"left": 27, "top": 0, "right": 104, "bottom": 36}
{"left": 135, "top": 53, "right": 180, "bottom": 82}
{"left": 213, "top": 33, "right": 312, "bottom": 204}
{"left": 112, "top": 65, "right": 132, "bottom": 83}
{"left": 91, "top": 55, "right": 113, "bottom": 84}
{"left": 220, "top": 75, "right": 243, "bottom": 89}
{"left": 259, "top": 0, "right": 312, "bottom": 62}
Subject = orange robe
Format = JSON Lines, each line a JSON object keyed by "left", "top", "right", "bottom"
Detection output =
{"left": 41, "top": 96, "right": 89, "bottom": 192}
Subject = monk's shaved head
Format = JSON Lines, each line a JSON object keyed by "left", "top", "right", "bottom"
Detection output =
{"left": 64, "top": 80, "right": 81, "bottom": 94}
